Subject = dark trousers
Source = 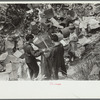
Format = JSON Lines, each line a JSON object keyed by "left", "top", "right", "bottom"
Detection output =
{"left": 48, "top": 59, "right": 67, "bottom": 80}
{"left": 27, "top": 62, "right": 39, "bottom": 79}
{"left": 52, "top": 65, "right": 67, "bottom": 80}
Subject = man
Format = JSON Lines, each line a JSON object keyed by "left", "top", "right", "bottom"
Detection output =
{"left": 23, "top": 34, "right": 43, "bottom": 80}
{"left": 48, "top": 34, "right": 67, "bottom": 80}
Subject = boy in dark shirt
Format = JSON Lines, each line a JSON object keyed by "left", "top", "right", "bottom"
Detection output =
{"left": 23, "top": 34, "right": 42, "bottom": 80}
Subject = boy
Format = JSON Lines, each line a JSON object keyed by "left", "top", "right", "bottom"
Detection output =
{"left": 23, "top": 34, "right": 42, "bottom": 80}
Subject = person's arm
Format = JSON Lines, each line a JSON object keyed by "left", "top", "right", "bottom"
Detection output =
{"left": 29, "top": 46, "right": 43, "bottom": 57}
{"left": 49, "top": 47, "right": 55, "bottom": 60}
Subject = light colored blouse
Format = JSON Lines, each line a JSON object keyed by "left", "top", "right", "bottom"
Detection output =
{"left": 69, "top": 32, "right": 78, "bottom": 42}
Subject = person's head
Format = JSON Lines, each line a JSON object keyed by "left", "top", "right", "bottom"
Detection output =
{"left": 50, "top": 34, "right": 59, "bottom": 43}
{"left": 60, "top": 17, "right": 65, "bottom": 21}
{"left": 69, "top": 23, "right": 75, "bottom": 33}
{"left": 26, "top": 34, "right": 34, "bottom": 43}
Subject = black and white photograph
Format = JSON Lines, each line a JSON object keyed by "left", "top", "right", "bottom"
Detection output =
{"left": 0, "top": 2, "right": 100, "bottom": 81}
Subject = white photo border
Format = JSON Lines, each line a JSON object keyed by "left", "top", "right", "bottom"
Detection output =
{"left": 0, "top": 1, "right": 100, "bottom": 99}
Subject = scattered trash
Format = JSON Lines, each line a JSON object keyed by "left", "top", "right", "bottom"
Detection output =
{"left": 0, "top": 4, "right": 100, "bottom": 81}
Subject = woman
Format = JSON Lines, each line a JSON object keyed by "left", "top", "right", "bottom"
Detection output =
{"left": 47, "top": 34, "right": 67, "bottom": 80}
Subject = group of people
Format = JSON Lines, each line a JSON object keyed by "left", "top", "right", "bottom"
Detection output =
{"left": 23, "top": 33, "right": 67, "bottom": 80}
{"left": 23, "top": 19, "right": 80, "bottom": 80}
{"left": 0, "top": 4, "right": 100, "bottom": 80}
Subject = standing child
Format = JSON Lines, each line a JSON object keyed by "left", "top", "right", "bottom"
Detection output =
{"left": 48, "top": 34, "right": 67, "bottom": 80}
{"left": 23, "top": 34, "right": 43, "bottom": 80}
{"left": 68, "top": 23, "right": 78, "bottom": 62}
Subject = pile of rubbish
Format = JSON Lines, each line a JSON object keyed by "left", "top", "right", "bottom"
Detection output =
{"left": 0, "top": 3, "right": 100, "bottom": 80}
{"left": 67, "top": 32, "right": 100, "bottom": 80}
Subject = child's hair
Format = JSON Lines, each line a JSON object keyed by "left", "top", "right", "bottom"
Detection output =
{"left": 60, "top": 17, "right": 65, "bottom": 21}
{"left": 26, "top": 34, "right": 34, "bottom": 41}
{"left": 50, "top": 34, "right": 58, "bottom": 42}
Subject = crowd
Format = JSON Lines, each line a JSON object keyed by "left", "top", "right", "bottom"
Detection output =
{"left": 0, "top": 3, "right": 100, "bottom": 80}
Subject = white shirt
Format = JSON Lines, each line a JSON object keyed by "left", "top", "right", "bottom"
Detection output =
{"left": 69, "top": 32, "right": 77, "bottom": 41}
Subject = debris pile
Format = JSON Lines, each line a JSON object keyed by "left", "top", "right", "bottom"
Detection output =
{"left": 0, "top": 3, "right": 100, "bottom": 80}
